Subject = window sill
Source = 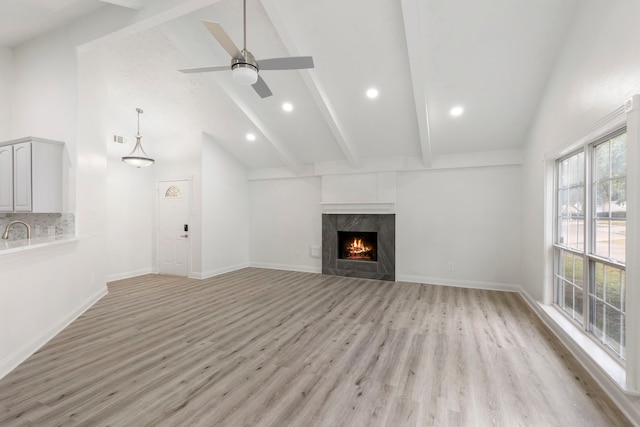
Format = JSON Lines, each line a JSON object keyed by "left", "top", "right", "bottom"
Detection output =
{"left": 536, "top": 302, "right": 637, "bottom": 395}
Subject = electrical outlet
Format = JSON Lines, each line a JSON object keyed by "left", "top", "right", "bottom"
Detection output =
{"left": 448, "top": 262, "right": 454, "bottom": 271}
{"left": 310, "top": 245, "right": 321, "bottom": 258}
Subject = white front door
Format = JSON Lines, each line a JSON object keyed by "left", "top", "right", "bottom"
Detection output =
{"left": 157, "top": 180, "right": 191, "bottom": 276}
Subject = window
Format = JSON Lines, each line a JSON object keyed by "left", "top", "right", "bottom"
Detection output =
{"left": 554, "top": 128, "right": 627, "bottom": 360}
{"left": 165, "top": 186, "right": 182, "bottom": 198}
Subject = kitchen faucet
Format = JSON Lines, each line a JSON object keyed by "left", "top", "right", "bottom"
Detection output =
{"left": 1, "top": 221, "right": 31, "bottom": 240}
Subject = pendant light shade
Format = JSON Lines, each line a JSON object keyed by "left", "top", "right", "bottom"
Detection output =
{"left": 122, "top": 108, "right": 154, "bottom": 168}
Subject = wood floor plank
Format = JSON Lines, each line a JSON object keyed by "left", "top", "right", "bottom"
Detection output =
{"left": 0, "top": 268, "right": 631, "bottom": 426}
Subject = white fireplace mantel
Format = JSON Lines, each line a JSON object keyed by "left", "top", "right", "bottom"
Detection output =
{"left": 319, "top": 201, "right": 396, "bottom": 215}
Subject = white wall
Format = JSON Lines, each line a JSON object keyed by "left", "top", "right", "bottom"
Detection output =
{"left": 200, "top": 133, "right": 250, "bottom": 277}
{"left": 0, "top": 48, "right": 11, "bottom": 141}
{"left": 521, "top": 1, "right": 640, "bottom": 301}
{"left": 0, "top": 11, "right": 125, "bottom": 378}
{"left": 0, "top": 237, "right": 106, "bottom": 379}
{"left": 89, "top": 21, "right": 255, "bottom": 281}
{"left": 248, "top": 166, "right": 521, "bottom": 289}
{"left": 397, "top": 166, "right": 521, "bottom": 289}
{"left": 83, "top": 26, "right": 206, "bottom": 281}
{"left": 250, "top": 177, "right": 322, "bottom": 273}
{"left": 520, "top": 1, "right": 640, "bottom": 421}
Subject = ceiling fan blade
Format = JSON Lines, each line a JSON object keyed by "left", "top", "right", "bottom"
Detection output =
{"left": 179, "top": 65, "right": 229, "bottom": 74}
{"left": 252, "top": 75, "right": 273, "bottom": 98}
{"left": 257, "top": 56, "right": 314, "bottom": 71}
{"left": 202, "top": 20, "right": 242, "bottom": 59}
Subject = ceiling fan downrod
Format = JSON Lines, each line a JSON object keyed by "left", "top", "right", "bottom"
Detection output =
{"left": 243, "top": 0, "right": 247, "bottom": 52}
{"left": 232, "top": 0, "right": 257, "bottom": 76}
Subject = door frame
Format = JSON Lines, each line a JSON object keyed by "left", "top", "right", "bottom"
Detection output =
{"left": 155, "top": 177, "right": 193, "bottom": 277}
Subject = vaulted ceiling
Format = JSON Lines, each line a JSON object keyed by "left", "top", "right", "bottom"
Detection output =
{"left": 0, "top": 0, "right": 579, "bottom": 175}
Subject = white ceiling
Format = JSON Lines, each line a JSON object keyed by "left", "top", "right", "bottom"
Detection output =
{"left": 0, "top": 0, "right": 579, "bottom": 174}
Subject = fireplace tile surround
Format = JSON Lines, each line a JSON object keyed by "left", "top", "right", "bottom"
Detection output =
{"left": 322, "top": 213, "right": 395, "bottom": 281}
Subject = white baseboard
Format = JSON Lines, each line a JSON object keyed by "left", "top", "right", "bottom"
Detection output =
{"left": 395, "top": 273, "right": 520, "bottom": 292}
{"left": 0, "top": 286, "right": 108, "bottom": 381}
{"left": 518, "top": 288, "right": 640, "bottom": 426}
{"left": 249, "top": 262, "right": 322, "bottom": 274}
{"left": 192, "top": 262, "right": 251, "bottom": 279}
{"left": 106, "top": 268, "right": 154, "bottom": 283}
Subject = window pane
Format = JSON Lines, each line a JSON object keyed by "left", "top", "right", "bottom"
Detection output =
{"left": 575, "top": 286, "right": 584, "bottom": 321}
{"left": 621, "top": 270, "right": 626, "bottom": 312}
{"left": 556, "top": 249, "right": 565, "bottom": 276}
{"left": 611, "top": 219, "right": 626, "bottom": 264}
{"left": 592, "top": 133, "right": 626, "bottom": 265}
{"left": 595, "top": 181, "right": 610, "bottom": 216}
{"left": 568, "top": 154, "right": 579, "bottom": 186}
{"left": 574, "top": 256, "right": 584, "bottom": 289}
{"left": 611, "top": 178, "right": 626, "bottom": 217}
{"left": 589, "top": 261, "right": 625, "bottom": 358}
{"left": 572, "top": 218, "right": 584, "bottom": 250}
{"left": 594, "top": 262, "right": 604, "bottom": 299}
{"left": 557, "top": 188, "right": 567, "bottom": 244}
{"left": 567, "top": 186, "right": 584, "bottom": 250}
{"left": 569, "top": 186, "right": 583, "bottom": 215}
{"left": 559, "top": 158, "right": 569, "bottom": 187}
{"left": 611, "top": 133, "right": 626, "bottom": 177}
{"left": 594, "top": 220, "right": 610, "bottom": 259}
{"left": 591, "top": 297, "right": 603, "bottom": 338}
{"left": 558, "top": 217, "right": 568, "bottom": 245}
{"left": 555, "top": 249, "right": 583, "bottom": 325}
{"left": 563, "top": 282, "right": 573, "bottom": 310}
{"left": 605, "top": 309, "right": 623, "bottom": 357}
{"left": 594, "top": 142, "right": 609, "bottom": 181}
{"left": 604, "top": 266, "right": 623, "bottom": 308}
{"left": 576, "top": 152, "right": 585, "bottom": 185}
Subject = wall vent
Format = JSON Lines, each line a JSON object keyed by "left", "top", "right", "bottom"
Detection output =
{"left": 113, "top": 134, "right": 127, "bottom": 144}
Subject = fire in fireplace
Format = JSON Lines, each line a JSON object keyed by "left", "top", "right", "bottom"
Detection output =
{"left": 338, "top": 231, "right": 377, "bottom": 261}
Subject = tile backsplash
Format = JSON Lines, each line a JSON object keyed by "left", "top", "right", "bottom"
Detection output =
{"left": 0, "top": 213, "right": 75, "bottom": 240}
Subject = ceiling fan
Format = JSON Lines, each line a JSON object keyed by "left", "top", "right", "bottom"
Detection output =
{"left": 179, "top": 0, "right": 314, "bottom": 98}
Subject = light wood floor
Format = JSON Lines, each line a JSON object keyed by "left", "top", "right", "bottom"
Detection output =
{"left": 0, "top": 268, "right": 630, "bottom": 426}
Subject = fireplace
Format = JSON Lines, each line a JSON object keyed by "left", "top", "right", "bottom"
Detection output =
{"left": 338, "top": 231, "right": 377, "bottom": 261}
{"left": 322, "top": 214, "right": 395, "bottom": 281}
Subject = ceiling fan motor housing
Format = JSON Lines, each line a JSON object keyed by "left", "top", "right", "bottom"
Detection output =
{"left": 232, "top": 49, "right": 258, "bottom": 72}
{"left": 231, "top": 50, "right": 258, "bottom": 85}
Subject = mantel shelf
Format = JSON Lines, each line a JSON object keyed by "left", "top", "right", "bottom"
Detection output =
{"left": 319, "top": 201, "right": 396, "bottom": 214}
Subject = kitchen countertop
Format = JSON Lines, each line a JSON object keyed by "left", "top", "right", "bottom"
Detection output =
{"left": 0, "top": 234, "right": 79, "bottom": 255}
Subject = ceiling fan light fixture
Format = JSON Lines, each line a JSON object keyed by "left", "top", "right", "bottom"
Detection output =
{"left": 232, "top": 63, "right": 258, "bottom": 85}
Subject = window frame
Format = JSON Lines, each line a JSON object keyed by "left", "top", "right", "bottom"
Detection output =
{"left": 553, "top": 127, "right": 627, "bottom": 363}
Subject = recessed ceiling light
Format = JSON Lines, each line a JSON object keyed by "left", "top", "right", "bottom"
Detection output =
{"left": 246, "top": 133, "right": 256, "bottom": 141}
{"left": 282, "top": 102, "right": 293, "bottom": 112}
{"left": 450, "top": 106, "right": 464, "bottom": 116}
{"left": 366, "top": 88, "right": 379, "bottom": 99}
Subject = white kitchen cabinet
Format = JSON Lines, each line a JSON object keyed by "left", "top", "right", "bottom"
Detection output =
{"left": 13, "top": 142, "right": 32, "bottom": 212}
{"left": 0, "top": 137, "right": 64, "bottom": 213}
{"left": 0, "top": 145, "right": 13, "bottom": 212}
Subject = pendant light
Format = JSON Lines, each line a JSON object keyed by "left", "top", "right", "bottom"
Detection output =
{"left": 122, "top": 107, "right": 154, "bottom": 168}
